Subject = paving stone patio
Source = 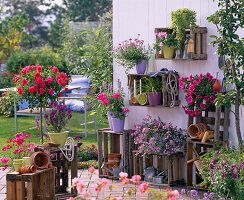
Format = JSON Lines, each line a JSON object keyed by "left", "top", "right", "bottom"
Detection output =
{"left": 0, "top": 168, "right": 195, "bottom": 199}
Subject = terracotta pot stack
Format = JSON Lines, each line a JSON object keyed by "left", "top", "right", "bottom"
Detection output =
{"left": 102, "top": 153, "right": 121, "bottom": 176}
{"left": 187, "top": 123, "right": 214, "bottom": 142}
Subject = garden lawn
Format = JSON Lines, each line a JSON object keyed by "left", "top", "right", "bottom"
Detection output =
{"left": 0, "top": 112, "right": 109, "bottom": 153}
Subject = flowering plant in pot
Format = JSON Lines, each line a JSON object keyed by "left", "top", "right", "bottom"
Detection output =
{"left": 153, "top": 31, "right": 178, "bottom": 59}
{"left": 44, "top": 100, "right": 72, "bottom": 146}
{"left": 14, "top": 64, "right": 70, "bottom": 143}
{"left": 133, "top": 115, "right": 186, "bottom": 156}
{"left": 1, "top": 132, "right": 36, "bottom": 172}
{"left": 142, "top": 76, "right": 162, "bottom": 106}
{"left": 111, "top": 34, "right": 151, "bottom": 74}
{"left": 179, "top": 73, "right": 218, "bottom": 117}
{"left": 97, "top": 82, "right": 129, "bottom": 132}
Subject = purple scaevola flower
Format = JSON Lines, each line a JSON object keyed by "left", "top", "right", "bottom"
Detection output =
{"left": 77, "top": 142, "right": 83, "bottom": 148}
{"left": 75, "top": 135, "right": 83, "bottom": 140}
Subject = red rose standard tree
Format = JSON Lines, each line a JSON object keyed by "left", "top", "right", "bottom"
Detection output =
{"left": 14, "top": 64, "right": 70, "bottom": 143}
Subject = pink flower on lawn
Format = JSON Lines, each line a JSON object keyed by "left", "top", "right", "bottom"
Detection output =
{"left": 204, "top": 96, "right": 209, "bottom": 101}
{"left": 131, "top": 175, "right": 141, "bottom": 184}
{"left": 88, "top": 166, "right": 95, "bottom": 173}
{"left": 34, "top": 73, "right": 40, "bottom": 79}
{"left": 46, "top": 76, "right": 53, "bottom": 84}
{"left": 102, "top": 100, "right": 109, "bottom": 106}
{"left": 2, "top": 147, "right": 7, "bottom": 151}
{"left": 138, "top": 182, "right": 149, "bottom": 193}
{"left": 98, "top": 93, "right": 107, "bottom": 101}
{"left": 113, "top": 93, "right": 121, "bottom": 98}
{"left": 123, "top": 108, "right": 129, "bottom": 113}
{"left": 13, "top": 149, "right": 24, "bottom": 154}
{"left": 21, "top": 79, "right": 27, "bottom": 85}
{"left": 1, "top": 157, "right": 10, "bottom": 164}
{"left": 2, "top": 166, "right": 7, "bottom": 171}
{"left": 72, "top": 177, "right": 80, "bottom": 185}
{"left": 37, "top": 66, "right": 42, "bottom": 72}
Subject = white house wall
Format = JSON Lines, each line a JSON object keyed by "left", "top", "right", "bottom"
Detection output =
{"left": 113, "top": 0, "right": 244, "bottom": 147}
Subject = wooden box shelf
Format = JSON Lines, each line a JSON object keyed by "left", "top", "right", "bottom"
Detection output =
{"left": 155, "top": 27, "right": 207, "bottom": 60}
{"left": 186, "top": 104, "right": 230, "bottom": 187}
{"left": 127, "top": 73, "right": 180, "bottom": 107}
{"left": 132, "top": 150, "right": 184, "bottom": 186}
{"left": 7, "top": 168, "right": 55, "bottom": 200}
{"left": 97, "top": 129, "right": 134, "bottom": 178}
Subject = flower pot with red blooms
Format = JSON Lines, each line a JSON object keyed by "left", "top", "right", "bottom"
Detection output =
{"left": 44, "top": 100, "right": 72, "bottom": 146}
{"left": 179, "top": 73, "right": 218, "bottom": 118}
{"left": 15, "top": 64, "right": 70, "bottom": 143}
{"left": 111, "top": 108, "right": 129, "bottom": 133}
{"left": 107, "top": 112, "right": 114, "bottom": 130}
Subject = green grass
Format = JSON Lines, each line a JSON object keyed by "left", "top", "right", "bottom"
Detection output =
{"left": 0, "top": 112, "right": 109, "bottom": 150}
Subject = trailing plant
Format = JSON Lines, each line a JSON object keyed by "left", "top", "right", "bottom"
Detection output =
{"left": 142, "top": 76, "right": 162, "bottom": 93}
{"left": 112, "top": 34, "right": 151, "bottom": 73}
{"left": 207, "top": 0, "right": 243, "bottom": 148}
{"left": 153, "top": 31, "right": 178, "bottom": 50}
{"left": 171, "top": 8, "right": 197, "bottom": 48}
{"left": 179, "top": 73, "right": 217, "bottom": 117}
{"left": 199, "top": 147, "right": 244, "bottom": 199}
{"left": 133, "top": 114, "right": 186, "bottom": 156}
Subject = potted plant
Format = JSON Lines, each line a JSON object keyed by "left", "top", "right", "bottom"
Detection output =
{"left": 154, "top": 31, "right": 178, "bottom": 59}
{"left": 179, "top": 73, "right": 218, "bottom": 117}
{"left": 143, "top": 76, "right": 162, "bottom": 106}
{"left": 44, "top": 100, "right": 72, "bottom": 146}
{"left": 112, "top": 34, "right": 151, "bottom": 74}
{"left": 133, "top": 115, "right": 187, "bottom": 156}
{"left": 171, "top": 8, "right": 197, "bottom": 52}
{"left": 14, "top": 64, "right": 70, "bottom": 143}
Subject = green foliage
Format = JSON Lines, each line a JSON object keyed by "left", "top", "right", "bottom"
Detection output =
{"left": 78, "top": 160, "right": 98, "bottom": 169}
{"left": 112, "top": 35, "right": 151, "bottom": 72}
{"left": 6, "top": 46, "right": 70, "bottom": 76}
{"left": 71, "top": 15, "right": 113, "bottom": 89}
{"left": 78, "top": 144, "right": 98, "bottom": 162}
{"left": 63, "top": 0, "right": 112, "bottom": 22}
{"left": 199, "top": 146, "right": 244, "bottom": 199}
{"left": 0, "top": 71, "right": 15, "bottom": 89}
{"left": 0, "top": 96, "right": 15, "bottom": 117}
{"left": 171, "top": 8, "right": 197, "bottom": 48}
{"left": 208, "top": 0, "right": 243, "bottom": 147}
{"left": 142, "top": 76, "right": 162, "bottom": 93}
{"left": 0, "top": 12, "right": 33, "bottom": 60}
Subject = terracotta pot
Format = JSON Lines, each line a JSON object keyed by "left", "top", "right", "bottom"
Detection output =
{"left": 30, "top": 152, "right": 50, "bottom": 169}
{"left": 187, "top": 123, "right": 210, "bottom": 138}
{"left": 131, "top": 96, "right": 137, "bottom": 104}
{"left": 213, "top": 79, "right": 222, "bottom": 92}
{"left": 108, "top": 153, "right": 121, "bottom": 166}
{"left": 19, "top": 165, "right": 37, "bottom": 174}
{"left": 48, "top": 162, "right": 53, "bottom": 168}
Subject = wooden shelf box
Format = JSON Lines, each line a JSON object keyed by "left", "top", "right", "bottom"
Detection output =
{"left": 155, "top": 27, "right": 207, "bottom": 60}
{"left": 186, "top": 104, "right": 230, "bottom": 187}
{"left": 127, "top": 73, "right": 180, "bottom": 107}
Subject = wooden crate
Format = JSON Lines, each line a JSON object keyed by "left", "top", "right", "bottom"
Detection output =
{"left": 7, "top": 168, "right": 55, "bottom": 200}
{"left": 132, "top": 151, "right": 184, "bottom": 186}
{"left": 127, "top": 74, "right": 180, "bottom": 107}
{"left": 97, "top": 129, "right": 134, "bottom": 178}
{"left": 155, "top": 27, "right": 207, "bottom": 60}
{"left": 35, "top": 146, "right": 78, "bottom": 194}
{"left": 186, "top": 104, "right": 230, "bottom": 187}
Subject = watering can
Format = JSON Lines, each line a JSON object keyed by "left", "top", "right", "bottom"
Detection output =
{"left": 101, "top": 158, "right": 124, "bottom": 178}
{"left": 144, "top": 166, "right": 157, "bottom": 182}
{"left": 152, "top": 169, "right": 168, "bottom": 184}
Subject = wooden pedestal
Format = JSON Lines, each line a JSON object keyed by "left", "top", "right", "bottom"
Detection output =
{"left": 97, "top": 128, "right": 134, "bottom": 178}
{"left": 7, "top": 168, "right": 55, "bottom": 200}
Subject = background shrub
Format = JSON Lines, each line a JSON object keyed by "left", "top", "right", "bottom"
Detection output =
{"left": 0, "top": 95, "right": 15, "bottom": 117}
{"left": 77, "top": 144, "right": 98, "bottom": 162}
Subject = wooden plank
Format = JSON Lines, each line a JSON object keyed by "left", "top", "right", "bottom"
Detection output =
{"left": 104, "top": 133, "right": 108, "bottom": 162}
{"left": 129, "top": 130, "right": 135, "bottom": 177}
{"left": 188, "top": 115, "right": 194, "bottom": 127}
{"left": 32, "top": 174, "right": 38, "bottom": 200}
{"left": 49, "top": 169, "right": 55, "bottom": 199}
{"left": 63, "top": 158, "right": 69, "bottom": 192}
{"left": 71, "top": 147, "right": 78, "bottom": 195}
{"left": 162, "top": 74, "right": 167, "bottom": 106}
{"left": 187, "top": 142, "right": 193, "bottom": 186}
{"left": 139, "top": 156, "right": 143, "bottom": 176}
{"left": 112, "top": 134, "right": 121, "bottom": 153}
{"left": 133, "top": 152, "right": 138, "bottom": 175}
{"left": 145, "top": 157, "right": 153, "bottom": 168}
{"left": 167, "top": 157, "right": 172, "bottom": 185}
{"left": 123, "top": 131, "right": 130, "bottom": 174}
{"left": 40, "top": 173, "right": 46, "bottom": 198}
{"left": 157, "top": 156, "right": 163, "bottom": 173}
{"left": 97, "top": 131, "right": 103, "bottom": 177}
{"left": 27, "top": 177, "right": 33, "bottom": 200}
{"left": 223, "top": 107, "right": 230, "bottom": 142}
{"left": 7, "top": 181, "right": 15, "bottom": 200}
{"left": 16, "top": 181, "right": 25, "bottom": 200}
{"left": 214, "top": 107, "right": 221, "bottom": 141}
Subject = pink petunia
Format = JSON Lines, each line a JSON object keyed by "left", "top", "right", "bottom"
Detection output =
{"left": 123, "top": 108, "right": 129, "bottom": 113}
{"left": 88, "top": 166, "right": 95, "bottom": 173}
{"left": 138, "top": 182, "right": 149, "bottom": 193}
{"left": 113, "top": 93, "right": 121, "bottom": 98}
{"left": 131, "top": 175, "right": 141, "bottom": 184}
{"left": 46, "top": 76, "right": 53, "bottom": 84}
{"left": 21, "top": 79, "right": 27, "bottom": 85}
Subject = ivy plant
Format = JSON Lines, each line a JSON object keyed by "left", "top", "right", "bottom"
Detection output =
{"left": 207, "top": 0, "right": 244, "bottom": 148}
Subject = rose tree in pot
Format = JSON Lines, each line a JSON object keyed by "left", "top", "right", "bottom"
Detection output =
{"left": 44, "top": 100, "right": 72, "bottom": 146}
{"left": 111, "top": 34, "right": 151, "bottom": 74}
{"left": 14, "top": 64, "right": 70, "bottom": 143}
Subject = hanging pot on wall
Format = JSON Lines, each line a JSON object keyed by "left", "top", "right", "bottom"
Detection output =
{"left": 136, "top": 60, "right": 147, "bottom": 74}
{"left": 147, "top": 92, "right": 162, "bottom": 106}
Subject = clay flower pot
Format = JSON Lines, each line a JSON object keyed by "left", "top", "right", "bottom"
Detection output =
{"left": 19, "top": 165, "right": 37, "bottom": 174}
{"left": 187, "top": 123, "right": 210, "bottom": 138}
{"left": 13, "top": 159, "right": 23, "bottom": 172}
{"left": 30, "top": 152, "right": 50, "bottom": 169}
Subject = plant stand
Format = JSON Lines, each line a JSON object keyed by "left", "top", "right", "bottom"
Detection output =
{"left": 34, "top": 145, "right": 78, "bottom": 195}
{"left": 6, "top": 168, "right": 55, "bottom": 200}
{"left": 97, "top": 128, "right": 134, "bottom": 178}
{"left": 186, "top": 104, "right": 230, "bottom": 188}
{"left": 132, "top": 150, "right": 184, "bottom": 186}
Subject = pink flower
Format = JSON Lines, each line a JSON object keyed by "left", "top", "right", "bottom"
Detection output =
{"left": 189, "top": 85, "right": 195, "bottom": 92}
{"left": 194, "top": 109, "right": 200, "bottom": 116}
{"left": 113, "top": 93, "right": 121, "bottom": 98}
{"left": 213, "top": 88, "right": 218, "bottom": 93}
{"left": 171, "top": 190, "right": 179, "bottom": 196}
{"left": 81, "top": 190, "right": 88, "bottom": 197}
{"left": 159, "top": 42, "right": 163, "bottom": 47}
{"left": 119, "top": 172, "right": 128, "bottom": 180}
{"left": 187, "top": 96, "right": 193, "bottom": 104}
{"left": 190, "top": 75, "right": 193, "bottom": 81}
{"left": 58, "top": 92, "right": 62, "bottom": 97}
{"left": 2, "top": 147, "right": 7, "bottom": 151}
{"left": 13, "top": 148, "right": 24, "bottom": 154}
{"left": 34, "top": 73, "right": 40, "bottom": 79}
{"left": 195, "top": 79, "right": 201, "bottom": 84}
{"left": 138, "top": 182, "right": 149, "bottom": 193}
{"left": 179, "top": 83, "right": 184, "bottom": 89}
{"left": 200, "top": 73, "right": 203, "bottom": 80}
{"left": 72, "top": 177, "right": 80, "bottom": 185}
{"left": 102, "top": 100, "right": 109, "bottom": 106}
{"left": 117, "top": 197, "right": 123, "bottom": 200}
{"left": 197, "top": 95, "right": 202, "bottom": 99}
{"left": 21, "top": 79, "right": 27, "bottom": 85}
{"left": 200, "top": 103, "right": 206, "bottom": 109}
{"left": 48, "top": 88, "right": 54, "bottom": 95}
{"left": 206, "top": 72, "right": 213, "bottom": 80}
{"left": 46, "top": 76, "right": 53, "bottom": 84}
{"left": 37, "top": 66, "right": 42, "bottom": 72}
{"left": 210, "top": 95, "right": 216, "bottom": 100}
{"left": 204, "top": 96, "right": 209, "bottom": 101}
{"left": 76, "top": 182, "right": 85, "bottom": 194}
{"left": 123, "top": 108, "right": 129, "bottom": 113}
{"left": 131, "top": 175, "right": 141, "bottom": 184}
{"left": 2, "top": 166, "right": 7, "bottom": 171}
{"left": 122, "top": 178, "right": 130, "bottom": 184}
{"left": 29, "top": 86, "right": 35, "bottom": 93}
{"left": 94, "top": 184, "right": 102, "bottom": 192}
{"left": 52, "top": 66, "right": 59, "bottom": 73}
{"left": 88, "top": 166, "right": 95, "bottom": 173}
{"left": 66, "top": 197, "right": 73, "bottom": 200}
{"left": 97, "top": 93, "right": 107, "bottom": 101}
{"left": 188, "top": 110, "right": 194, "bottom": 116}
{"left": 57, "top": 79, "right": 63, "bottom": 84}
{"left": 40, "top": 88, "right": 45, "bottom": 94}
{"left": 1, "top": 157, "right": 10, "bottom": 164}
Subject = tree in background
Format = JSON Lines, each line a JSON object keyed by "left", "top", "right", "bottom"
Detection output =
{"left": 2, "top": 0, "right": 51, "bottom": 47}
{"left": 208, "top": 0, "right": 243, "bottom": 147}
{"left": 0, "top": 13, "right": 34, "bottom": 61}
